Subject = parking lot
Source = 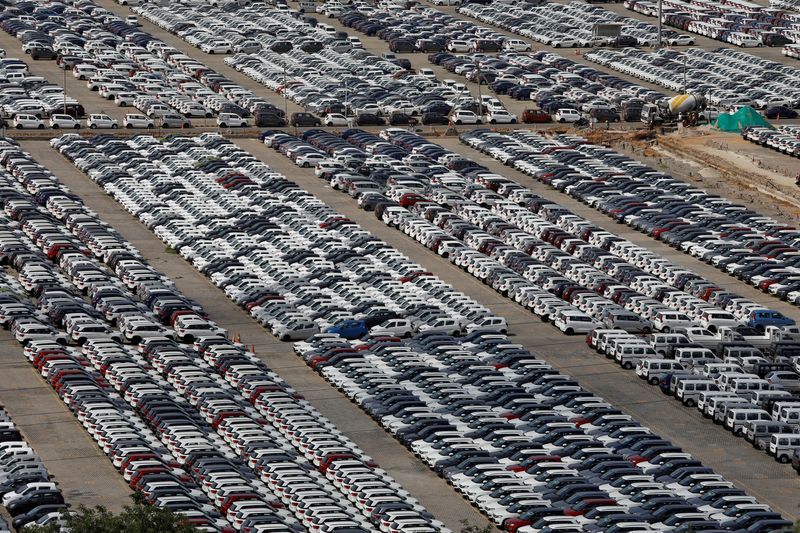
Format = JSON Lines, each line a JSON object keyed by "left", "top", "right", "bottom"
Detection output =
{"left": 20, "top": 139, "right": 493, "bottom": 532}
{"left": 234, "top": 138, "right": 800, "bottom": 521}
{"left": 0, "top": 0, "right": 798, "bottom": 530}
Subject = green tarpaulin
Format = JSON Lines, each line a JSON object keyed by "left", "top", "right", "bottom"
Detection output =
{"left": 713, "top": 106, "right": 773, "bottom": 132}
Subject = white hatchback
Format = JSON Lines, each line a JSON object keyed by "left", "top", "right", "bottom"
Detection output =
{"left": 87, "top": 114, "right": 118, "bottom": 129}
{"left": 12, "top": 114, "right": 44, "bottom": 129}
{"left": 124, "top": 113, "right": 154, "bottom": 129}
{"left": 49, "top": 114, "right": 81, "bottom": 129}
{"left": 217, "top": 113, "right": 247, "bottom": 128}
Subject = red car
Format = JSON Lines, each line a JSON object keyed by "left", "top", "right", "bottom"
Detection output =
{"left": 522, "top": 109, "right": 552, "bottom": 123}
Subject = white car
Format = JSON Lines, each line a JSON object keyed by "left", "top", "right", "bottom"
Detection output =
{"left": 554, "top": 108, "right": 581, "bottom": 123}
{"left": 126, "top": 15, "right": 140, "bottom": 26}
{"left": 49, "top": 114, "right": 80, "bottom": 129}
{"left": 124, "top": 114, "right": 154, "bottom": 129}
{"left": 483, "top": 110, "right": 517, "bottom": 124}
{"left": 12, "top": 114, "right": 44, "bottom": 129}
{"left": 369, "top": 318, "right": 414, "bottom": 338}
{"left": 2, "top": 482, "right": 59, "bottom": 506}
{"left": 451, "top": 110, "right": 481, "bottom": 125}
{"left": 323, "top": 113, "right": 349, "bottom": 126}
{"left": 554, "top": 311, "right": 599, "bottom": 335}
{"left": 502, "top": 39, "right": 531, "bottom": 52}
{"left": 217, "top": 113, "right": 247, "bottom": 128}
{"left": 447, "top": 40, "right": 471, "bottom": 52}
{"left": 87, "top": 114, "right": 118, "bottom": 129}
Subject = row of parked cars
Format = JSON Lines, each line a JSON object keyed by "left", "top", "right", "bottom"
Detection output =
{"left": 742, "top": 126, "right": 800, "bottom": 159}
{"left": 0, "top": 135, "right": 447, "bottom": 533}
{"left": 457, "top": 0, "right": 695, "bottom": 48}
{"left": 336, "top": 2, "right": 514, "bottom": 54}
{"left": 133, "top": 0, "right": 494, "bottom": 127}
{"left": 588, "top": 325, "right": 800, "bottom": 467}
{"left": 291, "top": 327, "right": 792, "bottom": 533}
{"left": 784, "top": 43, "right": 800, "bottom": 60}
{"left": 427, "top": 49, "right": 671, "bottom": 124}
{"left": 463, "top": 130, "right": 800, "bottom": 307}
{"left": 586, "top": 47, "right": 800, "bottom": 110}
{"left": 0, "top": 400, "right": 66, "bottom": 531}
{"left": 2, "top": 0, "right": 287, "bottom": 131}
{"left": 264, "top": 126, "right": 799, "bottom": 350}
{"left": 623, "top": 0, "right": 800, "bottom": 47}
{"left": 0, "top": 58, "right": 84, "bottom": 121}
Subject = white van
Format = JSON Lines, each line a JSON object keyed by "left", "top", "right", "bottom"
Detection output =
{"left": 775, "top": 406, "right": 800, "bottom": 427}
{"left": 712, "top": 399, "right": 754, "bottom": 424}
{"left": 697, "top": 391, "right": 739, "bottom": 418}
{"left": 675, "top": 379, "right": 720, "bottom": 407}
{"left": 768, "top": 433, "right": 800, "bottom": 462}
{"left": 728, "top": 377, "right": 772, "bottom": 399}
{"left": 615, "top": 344, "right": 658, "bottom": 369}
{"left": 744, "top": 420, "right": 797, "bottom": 450}
{"left": 636, "top": 359, "right": 684, "bottom": 384}
{"left": 723, "top": 408, "right": 771, "bottom": 435}
{"left": 771, "top": 401, "right": 800, "bottom": 421}
{"left": 673, "top": 346, "right": 717, "bottom": 368}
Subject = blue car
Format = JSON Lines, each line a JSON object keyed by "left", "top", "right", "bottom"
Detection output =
{"left": 747, "top": 310, "right": 796, "bottom": 330}
{"left": 325, "top": 319, "right": 367, "bottom": 339}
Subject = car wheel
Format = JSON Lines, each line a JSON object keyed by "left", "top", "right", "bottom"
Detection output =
{"left": 15, "top": 125, "right": 22, "bottom": 129}
{"left": 126, "top": 124, "right": 133, "bottom": 129}
{"left": 779, "top": 455, "right": 790, "bottom": 463}
{"left": 147, "top": 124, "right": 154, "bottom": 129}
{"left": 565, "top": 328, "right": 573, "bottom": 335}
{"left": 74, "top": 124, "right": 80, "bottom": 129}
{"left": 219, "top": 123, "right": 226, "bottom": 128}
{"left": 90, "top": 124, "right": 97, "bottom": 129}
{"left": 208, "top": 50, "right": 214, "bottom": 54}
{"left": 111, "top": 124, "right": 118, "bottom": 129}
{"left": 558, "top": 118, "right": 565, "bottom": 123}
{"left": 648, "top": 377, "right": 659, "bottom": 385}
{"left": 642, "top": 327, "right": 651, "bottom": 334}
{"left": 476, "top": 120, "right": 482, "bottom": 124}
{"left": 130, "top": 336, "right": 141, "bottom": 345}
{"left": 281, "top": 334, "right": 290, "bottom": 342}
{"left": 52, "top": 124, "right": 59, "bottom": 129}
{"left": 490, "top": 119, "right": 496, "bottom": 124}
{"left": 37, "top": 124, "right": 44, "bottom": 129}
{"left": 554, "top": 43, "right": 561, "bottom": 48}
{"left": 510, "top": 119, "right": 517, "bottom": 124}
{"left": 684, "top": 398, "right": 695, "bottom": 407}
{"left": 622, "top": 361, "right": 633, "bottom": 369}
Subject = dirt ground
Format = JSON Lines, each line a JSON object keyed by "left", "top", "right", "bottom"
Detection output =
{"left": 580, "top": 127, "right": 800, "bottom": 225}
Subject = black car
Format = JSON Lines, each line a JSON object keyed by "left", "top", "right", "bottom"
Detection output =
{"left": 422, "top": 112, "right": 449, "bottom": 125}
{"left": 6, "top": 489, "right": 64, "bottom": 516}
{"left": 355, "top": 113, "right": 386, "bottom": 126}
{"left": 254, "top": 112, "right": 287, "bottom": 127}
{"left": 388, "top": 113, "right": 418, "bottom": 126}
{"left": 290, "top": 112, "right": 321, "bottom": 127}
{"left": 764, "top": 106, "right": 798, "bottom": 119}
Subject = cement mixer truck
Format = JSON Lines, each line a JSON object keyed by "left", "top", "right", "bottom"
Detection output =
{"left": 641, "top": 93, "right": 706, "bottom": 126}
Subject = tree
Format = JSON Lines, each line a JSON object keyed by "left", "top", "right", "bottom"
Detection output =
{"left": 460, "top": 519, "right": 496, "bottom": 533}
{"left": 23, "top": 492, "right": 199, "bottom": 533}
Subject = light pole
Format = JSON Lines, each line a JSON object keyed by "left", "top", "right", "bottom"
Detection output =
{"left": 656, "top": 0, "right": 663, "bottom": 49}
{"left": 270, "top": 41, "right": 294, "bottom": 128}
{"left": 475, "top": 61, "right": 483, "bottom": 120}
{"left": 682, "top": 53, "right": 687, "bottom": 94}
{"left": 282, "top": 63, "right": 288, "bottom": 124}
